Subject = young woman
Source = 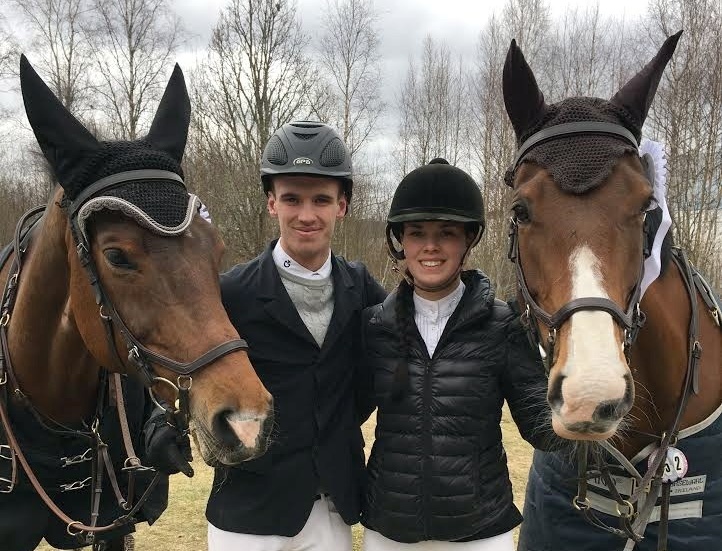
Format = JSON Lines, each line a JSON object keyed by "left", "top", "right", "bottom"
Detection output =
{"left": 359, "top": 158, "right": 556, "bottom": 550}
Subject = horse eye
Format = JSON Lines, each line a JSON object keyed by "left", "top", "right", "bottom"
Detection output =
{"left": 104, "top": 248, "right": 136, "bottom": 270}
{"left": 512, "top": 202, "right": 531, "bottom": 224}
{"left": 643, "top": 196, "right": 659, "bottom": 212}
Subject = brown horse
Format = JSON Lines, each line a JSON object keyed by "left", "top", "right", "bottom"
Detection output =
{"left": 0, "top": 58, "right": 272, "bottom": 550}
{"left": 504, "top": 33, "right": 722, "bottom": 550}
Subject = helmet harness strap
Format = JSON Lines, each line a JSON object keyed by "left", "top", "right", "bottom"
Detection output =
{"left": 388, "top": 225, "right": 482, "bottom": 294}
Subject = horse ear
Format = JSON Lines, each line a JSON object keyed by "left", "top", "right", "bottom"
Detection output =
{"left": 20, "top": 54, "right": 100, "bottom": 189}
{"left": 145, "top": 64, "right": 191, "bottom": 163}
{"left": 610, "top": 31, "right": 682, "bottom": 127}
{"left": 503, "top": 39, "right": 547, "bottom": 140}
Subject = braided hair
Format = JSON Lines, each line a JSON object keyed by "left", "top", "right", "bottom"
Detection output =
{"left": 390, "top": 276, "right": 415, "bottom": 401}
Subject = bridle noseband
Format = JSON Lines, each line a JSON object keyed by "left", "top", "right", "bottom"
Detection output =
{"left": 507, "top": 122, "right": 649, "bottom": 372}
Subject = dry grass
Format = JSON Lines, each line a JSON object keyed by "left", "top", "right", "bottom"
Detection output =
{"left": 38, "top": 408, "right": 533, "bottom": 550}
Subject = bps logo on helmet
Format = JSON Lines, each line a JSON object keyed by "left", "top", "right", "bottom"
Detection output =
{"left": 293, "top": 157, "right": 313, "bottom": 166}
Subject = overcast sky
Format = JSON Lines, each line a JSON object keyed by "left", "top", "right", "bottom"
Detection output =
{"left": 174, "top": 0, "right": 647, "bottom": 55}
{"left": 1, "top": 0, "right": 649, "bottom": 148}
{"left": 171, "top": 0, "right": 648, "bottom": 130}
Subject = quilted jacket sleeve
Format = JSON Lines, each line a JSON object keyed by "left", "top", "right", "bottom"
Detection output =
{"left": 500, "top": 312, "right": 560, "bottom": 451}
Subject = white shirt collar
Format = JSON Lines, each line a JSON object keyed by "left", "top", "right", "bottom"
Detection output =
{"left": 273, "top": 240, "right": 332, "bottom": 280}
{"left": 413, "top": 280, "right": 466, "bottom": 322}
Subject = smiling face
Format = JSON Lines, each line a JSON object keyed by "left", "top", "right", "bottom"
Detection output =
{"left": 267, "top": 175, "right": 347, "bottom": 271}
{"left": 400, "top": 220, "right": 471, "bottom": 300}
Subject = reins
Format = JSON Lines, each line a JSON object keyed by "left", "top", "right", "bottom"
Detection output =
{"left": 0, "top": 207, "right": 160, "bottom": 545}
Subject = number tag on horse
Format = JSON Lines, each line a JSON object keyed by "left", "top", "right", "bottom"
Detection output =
{"left": 649, "top": 446, "right": 689, "bottom": 483}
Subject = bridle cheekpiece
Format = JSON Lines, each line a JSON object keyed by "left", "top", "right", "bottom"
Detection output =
{"left": 507, "top": 122, "right": 648, "bottom": 372}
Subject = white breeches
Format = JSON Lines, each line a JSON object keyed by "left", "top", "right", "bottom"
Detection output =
{"left": 208, "top": 495, "right": 352, "bottom": 551}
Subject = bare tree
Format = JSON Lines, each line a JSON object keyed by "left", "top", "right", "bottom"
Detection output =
{"left": 318, "top": 0, "right": 383, "bottom": 157}
{"left": 501, "top": 0, "right": 551, "bottom": 70}
{"left": 188, "top": 0, "right": 317, "bottom": 262}
{"left": 0, "top": 14, "right": 20, "bottom": 81}
{"left": 546, "top": 4, "right": 631, "bottom": 100}
{"left": 644, "top": 0, "right": 722, "bottom": 287}
{"left": 12, "top": 0, "right": 92, "bottom": 113}
{"left": 466, "top": 14, "right": 517, "bottom": 297}
{"left": 86, "top": 0, "right": 184, "bottom": 140}
{"left": 465, "top": 0, "right": 553, "bottom": 297}
{"left": 396, "top": 36, "right": 470, "bottom": 176}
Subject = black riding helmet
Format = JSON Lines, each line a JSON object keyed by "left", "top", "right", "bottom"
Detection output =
{"left": 387, "top": 158, "right": 485, "bottom": 260}
{"left": 261, "top": 121, "right": 353, "bottom": 202}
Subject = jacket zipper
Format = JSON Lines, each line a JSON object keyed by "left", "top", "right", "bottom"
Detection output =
{"left": 422, "top": 356, "right": 432, "bottom": 539}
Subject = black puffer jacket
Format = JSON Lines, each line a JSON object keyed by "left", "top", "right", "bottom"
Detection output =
{"left": 360, "top": 270, "right": 554, "bottom": 543}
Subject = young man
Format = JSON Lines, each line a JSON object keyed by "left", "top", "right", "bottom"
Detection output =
{"left": 206, "top": 121, "right": 387, "bottom": 551}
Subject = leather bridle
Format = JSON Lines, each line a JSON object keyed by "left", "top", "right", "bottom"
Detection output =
{"left": 507, "top": 123, "right": 713, "bottom": 550}
{"left": 507, "top": 122, "right": 648, "bottom": 372}
{"left": 0, "top": 172, "right": 249, "bottom": 544}
{"left": 63, "top": 170, "right": 249, "bottom": 427}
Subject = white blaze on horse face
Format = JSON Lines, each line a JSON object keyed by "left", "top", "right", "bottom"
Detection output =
{"left": 559, "top": 246, "right": 629, "bottom": 424}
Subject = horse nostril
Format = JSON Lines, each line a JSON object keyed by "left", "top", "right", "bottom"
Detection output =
{"left": 592, "top": 398, "right": 629, "bottom": 422}
{"left": 212, "top": 409, "right": 242, "bottom": 448}
{"left": 547, "top": 375, "right": 565, "bottom": 412}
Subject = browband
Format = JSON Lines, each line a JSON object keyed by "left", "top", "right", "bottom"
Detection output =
{"left": 512, "top": 122, "right": 639, "bottom": 170}
{"left": 69, "top": 169, "right": 185, "bottom": 219}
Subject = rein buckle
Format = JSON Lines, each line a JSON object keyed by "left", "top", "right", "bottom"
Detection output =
{"left": 572, "top": 495, "right": 590, "bottom": 511}
{"left": 0, "top": 444, "right": 16, "bottom": 493}
{"left": 61, "top": 448, "right": 92, "bottom": 467}
{"left": 60, "top": 476, "right": 92, "bottom": 492}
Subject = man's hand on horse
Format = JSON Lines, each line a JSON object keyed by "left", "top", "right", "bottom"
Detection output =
{"left": 144, "top": 408, "right": 195, "bottom": 478}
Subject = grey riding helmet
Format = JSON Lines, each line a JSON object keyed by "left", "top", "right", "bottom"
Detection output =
{"left": 261, "top": 121, "right": 353, "bottom": 201}
{"left": 386, "top": 158, "right": 485, "bottom": 259}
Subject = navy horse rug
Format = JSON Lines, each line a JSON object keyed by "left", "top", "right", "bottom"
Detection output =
{"left": 0, "top": 374, "right": 167, "bottom": 550}
{"left": 518, "top": 403, "right": 722, "bottom": 551}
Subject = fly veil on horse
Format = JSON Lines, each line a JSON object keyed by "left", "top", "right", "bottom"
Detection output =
{"left": 0, "top": 58, "right": 273, "bottom": 550}
{"left": 503, "top": 32, "right": 722, "bottom": 550}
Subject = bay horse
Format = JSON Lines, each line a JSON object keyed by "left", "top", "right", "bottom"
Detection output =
{"left": 0, "top": 57, "right": 273, "bottom": 550}
{"left": 503, "top": 32, "right": 722, "bottom": 550}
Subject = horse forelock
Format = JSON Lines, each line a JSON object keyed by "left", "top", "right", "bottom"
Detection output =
{"left": 516, "top": 97, "right": 640, "bottom": 195}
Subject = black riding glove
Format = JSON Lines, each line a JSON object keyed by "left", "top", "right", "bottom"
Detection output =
{"left": 143, "top": 407, "right": 194, "bottom": 478}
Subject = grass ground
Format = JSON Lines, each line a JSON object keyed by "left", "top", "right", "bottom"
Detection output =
{"left": 38, "top": 408, "right": 533, "bottom": 550}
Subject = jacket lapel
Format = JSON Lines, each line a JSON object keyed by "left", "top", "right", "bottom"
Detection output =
{"left": 257, "top": 241, "right": 318, "bottom": 347}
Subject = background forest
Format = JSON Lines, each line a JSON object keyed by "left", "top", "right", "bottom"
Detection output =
{"left": 0, "top": 0, "right": 720, "bottom": 295}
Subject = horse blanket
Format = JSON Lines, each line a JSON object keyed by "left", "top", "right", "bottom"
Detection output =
{"left": 518, "top": 403, "right": 722, "bottom": 550}
{"left": 0, "top": 375, "right": 168, "bottom": 550}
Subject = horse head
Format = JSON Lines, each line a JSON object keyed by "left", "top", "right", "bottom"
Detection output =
{"left": 16, "top": 56, "right": 273, "bottom": 466}
{"left": 502, "top": 32, "right": 682, "bottom": 441}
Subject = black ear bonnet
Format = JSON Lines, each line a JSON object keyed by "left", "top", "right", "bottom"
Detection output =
{"left": 503, "top": 32, "right": 682, "bottom": 193}
{"left": 20, "top": 55, "right": 198, "bottom": 239}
